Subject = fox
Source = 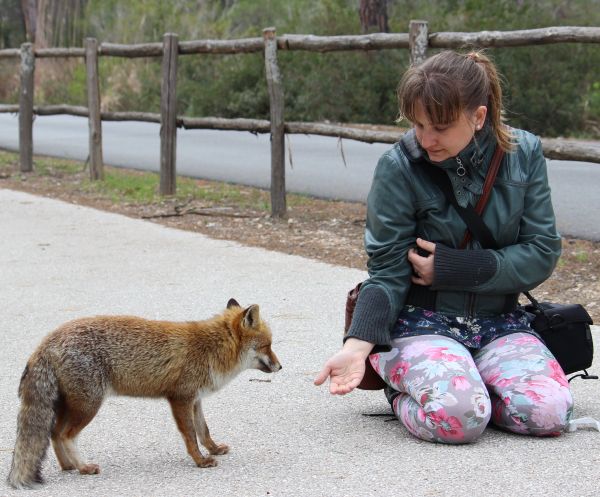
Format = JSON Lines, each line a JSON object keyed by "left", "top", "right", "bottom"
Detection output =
{"left": 7, "top": 298, "right": 281, "bottom": 489}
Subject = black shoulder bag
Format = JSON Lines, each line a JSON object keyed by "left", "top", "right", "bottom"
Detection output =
{"left": 424, "top": 153, "right": 596, "bottom": 380}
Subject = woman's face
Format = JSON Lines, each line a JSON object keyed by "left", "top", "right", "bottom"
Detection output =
{"left": 413, "top": 100, "right": 487, "bottom": 163}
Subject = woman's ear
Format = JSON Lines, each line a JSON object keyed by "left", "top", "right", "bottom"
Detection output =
{"left": 474, "top": 105, "right": 488, "bottom": 130}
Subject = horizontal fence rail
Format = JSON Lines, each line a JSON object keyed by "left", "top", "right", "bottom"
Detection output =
{"left": 1, "top": 23, "right": 599, "bottom": 217}
{"left": 429, "top": 26, "right": 600, "bottom": 47}
{"left": 2, "top": 104, "right": 597, "bottom": 163}
{"left": 2, "top": 26, "right": 600, "bottom": 59}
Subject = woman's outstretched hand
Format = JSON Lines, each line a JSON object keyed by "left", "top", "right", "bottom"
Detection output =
{"left": 408, "top": 237, "right": 436, "bottom": 286}
{"left": 314, "top": 338, "right": 374, "bottom": 395}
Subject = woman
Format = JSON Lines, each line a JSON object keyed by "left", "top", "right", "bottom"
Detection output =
{"left": 314, "top": 50, "right": 572, "bottom": 443}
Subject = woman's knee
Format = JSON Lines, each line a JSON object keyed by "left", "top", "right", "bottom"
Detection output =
{"left": 396, "top": 389, "right": 492, "bottom": 444}
{"left": 492, "top": 381, "right": 574, "bottom": 436}
{"left": 430, "top": 393, "right": 492, "bottom": 444}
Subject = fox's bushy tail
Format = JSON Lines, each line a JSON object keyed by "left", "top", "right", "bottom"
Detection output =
{"left": 7, "top": 355, "right": 59, "bottom": 489}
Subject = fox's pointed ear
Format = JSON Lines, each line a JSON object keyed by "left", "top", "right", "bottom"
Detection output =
{"left": 242, "top": 305, "right": 260, "bottom": 329}
{"left": 227, "top": 298, "right": 240, "bottom": 309}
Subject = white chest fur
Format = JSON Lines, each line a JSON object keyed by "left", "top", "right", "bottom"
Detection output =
{"left": 197, "top": 348, "right": 255, "bottom": 397}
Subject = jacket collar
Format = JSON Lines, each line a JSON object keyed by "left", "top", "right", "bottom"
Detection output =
{"left": 399, "top": 125, "right": 496, "bottom": 172}
{"left": 398, "top": 124, "right": 498, "bottom": 207}
{"left": 399, "top": 124, "right": 496, "bottom": 207}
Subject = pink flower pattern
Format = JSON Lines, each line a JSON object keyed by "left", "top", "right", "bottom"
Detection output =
{"left": 370, "top": 332, "right": 573, "bottom": 444}
{"left": 390, "top": 361, "right": 410, "bottom": 385}
{"left": 431, "top": 409, "right": 465, "bottom": 441}
{"left": 451, "top": 375, "right": 471, "bottom": 391}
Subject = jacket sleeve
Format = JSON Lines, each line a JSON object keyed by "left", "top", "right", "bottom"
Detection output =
{"left": 345, "top": 152, "right": 416, "bottom": 346}
{"left": 432, "top": 136, "right": 561, "bottom": 295}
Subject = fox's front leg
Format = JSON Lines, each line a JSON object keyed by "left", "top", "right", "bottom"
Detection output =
{"left": 193, "top": 398, "right": 229, "bottom": 455}
{"left": 168, "top": 397, "right": 217, "bottom": 467}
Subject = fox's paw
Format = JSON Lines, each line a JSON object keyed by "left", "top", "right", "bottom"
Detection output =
{"left": 209, "top": 444, "right": 229, "bottom": 455}
{"left": 78, "top": 464, "right": 101, "bottom": 475}
{"left": 196, "top": 457, "right": 218, "bottom": 468}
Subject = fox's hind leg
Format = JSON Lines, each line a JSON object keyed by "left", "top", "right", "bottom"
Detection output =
{"left": 168, "top": 397, "right": 218, "bottom": 468}
{"left": 56, "top": 398, "right": 103, "bottom": 475}
{"left": 193, "top": 398, "right": 229, "bottom": 455}
{"left": 51, "top": 398, "right": 76, "bottom": 471}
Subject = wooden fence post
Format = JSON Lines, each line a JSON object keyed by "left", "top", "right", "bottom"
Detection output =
{"left": 263, "top": 27, "right": 286, "bottom": 219}
{"left": 409, "top": 20, "right": 429, "bottom": 65}
{"left": 19, "top": 43, "right": 34, "bottom": 173}
{"left": 85, "top": 38, "right": 104, "bottom": 180}
{"left": 160, "top": 33, "right": 178, "bottom": 195}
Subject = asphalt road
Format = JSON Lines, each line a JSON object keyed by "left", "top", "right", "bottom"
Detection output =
{"left": 1, "top": 188, "right": 599, "bottom": 497}
{"left": 0, "top": 113, "right": 599, "bottom": 240}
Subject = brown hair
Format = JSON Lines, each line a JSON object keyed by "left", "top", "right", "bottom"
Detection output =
{"left": 398, "top": 50, "right": 514, "bottom": 152}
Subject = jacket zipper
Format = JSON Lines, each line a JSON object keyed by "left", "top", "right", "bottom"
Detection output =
{"left": 467, "top": 291, "right": 476, "bottom": 318}
{"left": 465, "top": 238, "right": 477, "bottom": 318}
{"left": 456, "top": 155, "right": 475, "bottom": 317}
{"left": 455, "top": 156, "right": 466, "bottom": 177}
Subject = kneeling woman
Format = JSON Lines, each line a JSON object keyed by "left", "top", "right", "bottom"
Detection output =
{"left": 315, "top": 50, "right": 572, "bottom": 443}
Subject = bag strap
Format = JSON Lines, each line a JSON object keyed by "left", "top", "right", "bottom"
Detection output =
{"left": 522, "top": 289, "right": 541, "bottom": 309}
{"left": 460, "top": 145, "right": 505, "bottom": 248}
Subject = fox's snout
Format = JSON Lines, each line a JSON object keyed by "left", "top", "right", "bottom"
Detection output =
{"left": 256, "top": 349, "right": 282, "bottom": 373}
{"left": 268, "top": 353, "right": 282, "bottom": 372}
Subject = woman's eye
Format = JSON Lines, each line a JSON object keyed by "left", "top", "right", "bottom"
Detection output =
{"left": 434, "top": 126, "right": 448, "bottom": 132}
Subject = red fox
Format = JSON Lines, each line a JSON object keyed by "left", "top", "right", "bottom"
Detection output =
{"left": 7, "top": 298, "right": 281, "bottom": 489}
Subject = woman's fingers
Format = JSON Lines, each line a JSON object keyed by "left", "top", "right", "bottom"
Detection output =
{"left": 313, "top": 365, "right": 331, "bottom": 386}
{"left": 416, "top": 237, "right": 436, "bottom": 254}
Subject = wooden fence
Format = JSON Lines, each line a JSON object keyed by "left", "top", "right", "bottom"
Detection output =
{"left": 1, "top": 22, "right": 600, "bottom": 217}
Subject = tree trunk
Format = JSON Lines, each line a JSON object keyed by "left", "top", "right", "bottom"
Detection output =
{"left": 359, "top": 0, "right": 389, "bottom": 33}
{"left": 20, "top": 0, "right": 86, "bottom": 48}
{"left": 20, "top": 0, "right": 37, "bottom": 43}
{"left": 34, "top": 0, "right": 49, "bottom": 48}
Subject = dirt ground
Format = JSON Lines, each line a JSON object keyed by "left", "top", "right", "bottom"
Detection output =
{"left": 1, "top": 161, "right": 599, "bottom": 322}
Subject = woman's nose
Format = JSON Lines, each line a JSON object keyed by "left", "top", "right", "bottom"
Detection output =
{"left": 419, "top": 129, "right": 437, "bottom": 149}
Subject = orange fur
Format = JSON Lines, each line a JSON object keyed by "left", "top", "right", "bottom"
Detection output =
{"left": 7, "top": 299, "right": 281, "bottom": 489}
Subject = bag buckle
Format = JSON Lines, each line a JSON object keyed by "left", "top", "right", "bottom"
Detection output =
{"left": 548, "top": 313, "right": 566, "bottom": 327}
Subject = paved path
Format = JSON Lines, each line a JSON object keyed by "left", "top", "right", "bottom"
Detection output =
{"left": 1, "top": 188, "right": 599, "bottom": 497}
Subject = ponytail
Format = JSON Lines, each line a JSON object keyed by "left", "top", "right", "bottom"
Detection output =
{"left": 466, "top": 51, "right": 514, "bottom": 152}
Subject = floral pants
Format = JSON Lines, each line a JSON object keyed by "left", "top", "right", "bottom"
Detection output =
{"left": 370, "top": 333, "right": 574, "bottom": 443}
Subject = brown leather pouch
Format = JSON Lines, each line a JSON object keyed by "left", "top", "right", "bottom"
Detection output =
{"left": 344, "top": 282, "right": 386, "bottom": 390}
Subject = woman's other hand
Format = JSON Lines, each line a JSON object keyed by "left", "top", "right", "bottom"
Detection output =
{"left": 314, "top": 338, "right": 374, "bottom": 395}
{"left": 408, "top": 238, "right": 436, "bottom": 286}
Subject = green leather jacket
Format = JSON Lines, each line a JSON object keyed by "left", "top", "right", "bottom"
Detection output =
{"left": 345, "top": 126, "right": 561, "bottom": 347}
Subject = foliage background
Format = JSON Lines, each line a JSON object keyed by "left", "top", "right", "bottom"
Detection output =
{"left": 1, "top": 0, "right": 599, "bottom": 137}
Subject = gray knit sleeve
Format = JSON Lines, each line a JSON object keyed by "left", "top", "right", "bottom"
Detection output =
{"left": 432, "top": 244, "right": 497, "bottom": 290}
{"left": 344, "top": 286, "right": 391, "bottom": 347}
